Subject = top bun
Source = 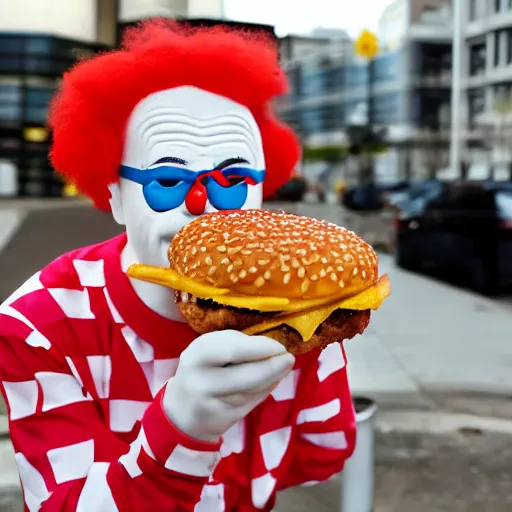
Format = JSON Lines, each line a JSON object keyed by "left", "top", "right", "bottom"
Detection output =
{"left": 169, "top": 209, "right": 379, "bottom": 299}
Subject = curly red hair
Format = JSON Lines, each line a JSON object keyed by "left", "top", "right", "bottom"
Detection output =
{"left": 49, "top": 19, "right": 300, "bottom": 211}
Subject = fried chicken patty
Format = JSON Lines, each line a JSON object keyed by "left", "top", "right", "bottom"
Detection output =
{"left": 177, "top": 296, "right": 371, "bottom": 355}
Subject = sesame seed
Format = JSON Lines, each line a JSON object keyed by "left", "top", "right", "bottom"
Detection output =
{"left": 249, "top": 266, "right": 258, "bottom": 274}
{"left": 238, "top": 269, "right": 247, "bottom": 279}
{"left": 362, "top": 270, "right": 367, "bottom": 278}
{"left": 339, "top": 280, "right": 345, "bottom": 288}
{"left": 217, "top": 245, "right": 227, "bottom": 253}
{"left": 205, "top": 256, "right": 213, "bottom": 266}
{"left": 301, "top": 279, "right": 310, "bottom": 293}
{"left": 208, "top": 266, "right": 217, "bottom": 276}
{"left": 330, "top": 273, "right": 337, "bottom": 281}
{"left": 201, "top": 246, "right": 207, "bottom": 252}
{"left": 283, "top": 273, "right": 291, "bottom": 284}
{"left": 319, "top": 269, "right": 326, "bottom": 278}
{"left": 227, "top": 264, "right": 234, "bottom": 272}
{"left": 281, "top": 265, "right": 291, "bottom": 272}
{"left": 191, "top": 247, "right": 197, "bottom": 256}
{"left": 311, "top": 274, "right": 318, "bottom": 281}
{"left": 221, "top": 258, "right": 230, "bottom": 265}
{"left": 254, "top": 276, "right": 266, "bottom": 288}
{"left": 258, "top": 259, "right": 270, "bottom": 266}
{"left": 353, "top": 267, "right": 359, "bottom": 276}
{"left": 264, "top": 270, "right": 272, "bottom": 279}
{"left": 297, "top": 267, "right": 306, "bottom": 278}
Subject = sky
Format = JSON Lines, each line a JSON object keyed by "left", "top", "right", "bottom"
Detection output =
{"left": 224, "top": 0, "right": 396, "bottom": 37}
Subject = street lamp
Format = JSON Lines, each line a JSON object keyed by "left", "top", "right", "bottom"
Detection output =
{"left": 349, "top": 30, "right": 381, "bottom": 185}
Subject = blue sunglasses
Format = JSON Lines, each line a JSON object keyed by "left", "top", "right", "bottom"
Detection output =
{"left": 119, "top": 164, "right": 266, "bottom": 213}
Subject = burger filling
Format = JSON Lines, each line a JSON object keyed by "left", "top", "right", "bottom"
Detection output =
{"left": 175, "top": 289, "right": 371, "bottom": 355}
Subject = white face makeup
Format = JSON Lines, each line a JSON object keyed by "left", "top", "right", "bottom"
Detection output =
{"left": 110, "top": 86, "right": 265, "bottom": 269}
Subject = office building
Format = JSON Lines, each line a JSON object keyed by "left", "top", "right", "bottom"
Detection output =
{"left": 452, "top": 0, "right": 512, "bottom": 179}
{"left": 276, "top": 0, "right": 453, "bottom": 184}
{"left": 0, "top": 0, "right": 274, "bottom": 198}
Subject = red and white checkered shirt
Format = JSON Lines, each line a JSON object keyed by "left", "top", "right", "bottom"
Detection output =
{"left": 0, "top": 234, "right": 356, "bottom": 512}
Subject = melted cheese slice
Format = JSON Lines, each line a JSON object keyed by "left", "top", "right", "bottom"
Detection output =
{"left": 126, "top": 264, "right": 391, "bottom": 336}
{"left": 127, "top": 264, "right": 230, "bottom": 298}
{"left": 242, "top": 275, "right": 391, "bottom": 341}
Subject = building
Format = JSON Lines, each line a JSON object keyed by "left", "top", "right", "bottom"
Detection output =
{"left": 0, "top": 0, "right": 275, "bottom": 198}
{"left": 276, "top": 0, "right": 453, "bottom": 186}
{"left": 0, "top": 0, "right": 119, "bottom": 198}
{"left": 451, "top": 0, "right": 512, "bottom": 179}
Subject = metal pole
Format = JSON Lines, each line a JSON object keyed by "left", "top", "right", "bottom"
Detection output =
{"left": 449, "top": 0, "right": 463, "bottom": 177}
{"left": 340, "top": 397, "right": 378, "bottom": 512}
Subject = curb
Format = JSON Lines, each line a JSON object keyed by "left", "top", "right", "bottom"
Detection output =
{"left": 376, "top": 410, "right": 512, "bottom": 435}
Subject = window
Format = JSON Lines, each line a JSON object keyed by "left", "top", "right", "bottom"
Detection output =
{"left": 496, "top": 0, "right": 501, "bottom": 12}
{"left": 299, "top": 105, "right": 343, "bottom": 134}
{"left": 468, "top": 88, "right": 485, "bottom": 129}
{"left": 507, "top": 29, "right": 512, "bottom": 65}
{"left": 469, "top": 0, "right": 477, "bottom": 20}
{"left": 0, "top": 105, "right": 21, "bottom": 121}
{"left": 497, "top": 191, "right": 512, "bottom": 219}
{"left": 495, "top": 31, "right": 502, "bottom": 67}
{"left": 25, "top": 37, "right": 52, "bottom": 55}
{"left": 469, "top": 43, "right": 486, "bottom": 75}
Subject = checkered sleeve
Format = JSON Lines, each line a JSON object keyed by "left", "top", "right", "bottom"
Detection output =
{"left": 279, "top": 343, "right": 357, "bottom": 489}
{"left": 0, "top": 302, "right": 220, "bottom": 511}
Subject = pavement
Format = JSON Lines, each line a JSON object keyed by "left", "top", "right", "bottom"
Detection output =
{"left": 2, "top": 199, "right": 512, "bottom": 511}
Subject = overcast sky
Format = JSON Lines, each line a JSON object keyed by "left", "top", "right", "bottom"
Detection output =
{"left": 224, "top": 0, "right": 395, "bottom": 37}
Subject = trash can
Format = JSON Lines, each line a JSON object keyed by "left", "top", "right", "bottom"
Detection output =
{"left": 340, "top": 396, "right": 377, "bottom": 512}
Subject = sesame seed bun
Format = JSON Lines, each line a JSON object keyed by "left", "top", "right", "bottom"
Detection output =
{"left": 169, "top": 209, "right": 379, "bottom": 300}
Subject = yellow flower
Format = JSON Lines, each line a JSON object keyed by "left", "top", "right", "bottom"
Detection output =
{"left": 354, "top": 30, "right": 379, "bottom": 60}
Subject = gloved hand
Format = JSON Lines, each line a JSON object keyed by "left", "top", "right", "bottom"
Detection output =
{"left": 163, "top": 330, "right": 295, "bottom": 443}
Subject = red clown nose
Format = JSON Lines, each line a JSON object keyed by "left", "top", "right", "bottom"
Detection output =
{"left": 185, "top": 181, "right": 208, "bottom": 215}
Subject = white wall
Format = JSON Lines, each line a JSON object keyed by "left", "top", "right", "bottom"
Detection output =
{"left": 119, "top": 0, "right": 223, "bottom": 22}
{"left": 0, "top": 0, "right": 97, "bottom": 42}
{"left": 378, "top": 0, "right": 409, "bottom": 51}
{"left": 120, "top": 0, "right": 188, "bottom": 21}
{"left": 187, "top": 0, "right": 223, "bottom": 18}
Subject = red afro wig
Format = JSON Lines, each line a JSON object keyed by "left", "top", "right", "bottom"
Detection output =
{"left": 49, "top": 19, "right": 300, "bottom": 211}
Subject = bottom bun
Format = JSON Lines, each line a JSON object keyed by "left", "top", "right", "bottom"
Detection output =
{"left": 177, "top": 298, "right": 371, "bottom": 355}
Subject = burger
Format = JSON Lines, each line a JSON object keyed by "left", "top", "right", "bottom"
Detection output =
{"left": 127, "top": 209, "right": 391, "bottom": 355}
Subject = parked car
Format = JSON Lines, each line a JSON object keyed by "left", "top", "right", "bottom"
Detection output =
{"left": 275, "top": 176, "right": 307, "bottom": 202}
{"left": 267, "top": 176, "right": 307, "bottom": 202}
{"left": 342, "top": 183, "right": 383, "bottom": 211}
{"left": 394, "top": 181, "right": 512, "bottom": 295}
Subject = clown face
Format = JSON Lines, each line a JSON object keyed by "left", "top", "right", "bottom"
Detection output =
{"left": 109, "top": 86, "right": 265, "bottom": 268}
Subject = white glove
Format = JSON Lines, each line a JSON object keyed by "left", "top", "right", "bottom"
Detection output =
{"left": 163, "top": 330, "right": 295, "bottom": 443}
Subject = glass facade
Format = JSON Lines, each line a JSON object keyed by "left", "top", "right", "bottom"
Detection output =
{"left": 281, "top": 41, "right": 451, "bottom": 139}
{"left": 0, "top": 33, "right": 108, "bottom": 198}
{"left": 283, "top": 51, "right": 404, "bottom": 135}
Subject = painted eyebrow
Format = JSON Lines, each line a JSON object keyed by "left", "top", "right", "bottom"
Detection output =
{"left": 215, "top": 157, "right": 249, "bottom": 170}
{"left": 151, "top": 157, "right": 188, "bottom": 166}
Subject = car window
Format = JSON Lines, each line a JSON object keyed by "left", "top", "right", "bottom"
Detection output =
{"left": 496, "top": 191, "right": 512, "bottom": 219}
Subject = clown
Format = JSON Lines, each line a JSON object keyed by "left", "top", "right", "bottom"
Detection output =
{"left": 0, "top": 21, "right": 356, "bottom": 512}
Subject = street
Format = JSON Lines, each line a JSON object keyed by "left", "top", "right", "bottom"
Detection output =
{"left": 1, "top": 202, "right": 512, "bottom": 510}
